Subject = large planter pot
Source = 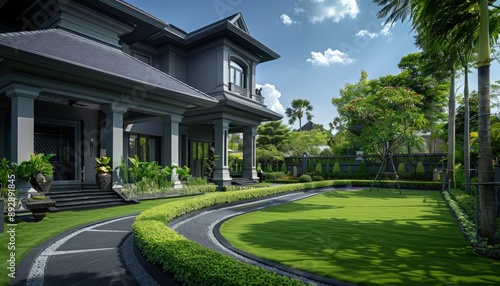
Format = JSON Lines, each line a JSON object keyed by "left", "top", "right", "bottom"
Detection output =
{"left": 26, "top": 198, "right": 55, "bottom": 222}
{"left": 96, "top": 172, "right": 112, "bottom": 190}
{"left": 30, "top": 173, "right": 53, "bottom": 193}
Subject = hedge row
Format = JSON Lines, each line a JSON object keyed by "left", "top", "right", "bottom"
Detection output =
{"left": 132, "top": 181, "right": 336, "bottom": 286}
{"left": 350, "top": 180, "right": 441, "bottom": 189}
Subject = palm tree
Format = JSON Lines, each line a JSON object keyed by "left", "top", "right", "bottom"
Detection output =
{"left": 285, "top": 99, "right": 313, "bottom": 130}
{"left": 373, "top": 0, "right": 500, "bottom": 242}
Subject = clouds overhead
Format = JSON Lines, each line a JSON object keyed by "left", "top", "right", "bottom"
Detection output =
{"left": 295, "top": 0, "right": 359, "bottom": 23}
{"left": 280, "top": 14, "right": 299, "bottom": 26}
{"left": 257, "top": 83, "right": 285, "bottom": 115}
{"left": 355, "top": 23, "right": 393, "bottom": 39}
{"left": 306, "top": 48, "right": 354, "bottom": 66}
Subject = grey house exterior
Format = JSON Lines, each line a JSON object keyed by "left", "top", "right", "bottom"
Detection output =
{"left": 0, "top": 0, "right": 281, "bottom": 191}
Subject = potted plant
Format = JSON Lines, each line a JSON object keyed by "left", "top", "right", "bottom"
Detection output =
{"left": 25, "top": 192, "right": 55, "bottom": 221}
{"left": 15, "top": 153, "right": 54, "bottom": 193}
{"left": 95, "top": 156, "right": 112, "bottom": 190}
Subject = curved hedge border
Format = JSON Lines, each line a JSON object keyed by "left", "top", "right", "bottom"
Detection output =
{"left": 132, "top": 180, "right": 343, "bottom": 286}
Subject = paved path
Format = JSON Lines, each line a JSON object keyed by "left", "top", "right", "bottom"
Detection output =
{"left": 12, "top": 188, "right": 357, "bottom": 286}
{"left": 11, "top": 215, "right": 158, "bottom": 286}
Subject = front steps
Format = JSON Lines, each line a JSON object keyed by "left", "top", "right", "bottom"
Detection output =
{"left": 47, "top": 188, "right": 136, "bottom": 211}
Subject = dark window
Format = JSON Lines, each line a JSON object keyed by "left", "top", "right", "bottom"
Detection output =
{"left": 128, "top": 134, "right": 160, "bottom": 163}
{"left": 230, "top": 61, "right": 245, "bottom": 88}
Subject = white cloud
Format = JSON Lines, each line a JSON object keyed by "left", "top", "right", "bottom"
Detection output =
{"left": 280, "top": 14, "right": 299, "bottom": 26}
{"left": 306, "top": 48, "right": 354, "bottom": 66}
{"left": 257, "top": 83, "right": 285, "bottom": 115}
{"left": 355, "top": 23, "right": 394, "bottom": 39}
{"left": 295, "top": 0, "right": 359, "bottom": 23}
{"left": 355, "top": 30, "right": 377, "bottom": 39}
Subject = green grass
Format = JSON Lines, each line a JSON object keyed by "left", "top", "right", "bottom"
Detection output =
{"left": 220, "top": 189, "right": 500, "bottom": 285}
{"left": 0, "top": 196, "right": 187, "bottom": 286}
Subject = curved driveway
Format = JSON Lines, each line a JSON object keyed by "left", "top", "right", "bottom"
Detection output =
{"left": 14, "top": 187, "right": 357, "bottom": 286}
{"left": 169, "top": 187, "right": 356, "bottom": 286}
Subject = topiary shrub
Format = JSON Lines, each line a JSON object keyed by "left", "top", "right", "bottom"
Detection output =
{"left": 315, "top": 162, "right": 322, "bottom": 175}
{"left": 299, "top": 174, "right": 312, "bottom": 182}
{"left": 333, "top": 162, "right": 341, "bottom": 177}
{"left": 312, "top": 175, "right": 324, "bottom": 181}
{"left": 416, "top": 162, "right": 425, "bottom": 174}
{"left": 397, "top": 163, "right": 406, "bottom": 175}
{"left": 358, "top": 161, "right": 367, "bottom": 174}
{"left": 281, "top": 162, "right": 287, "bottom": 173}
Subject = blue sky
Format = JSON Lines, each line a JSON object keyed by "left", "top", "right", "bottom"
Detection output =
{"left": 126, "top": 0, "right": 499, "bottom": 130}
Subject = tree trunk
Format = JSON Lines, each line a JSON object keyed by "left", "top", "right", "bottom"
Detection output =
{"left": 447, "top": 66, "right": 456, "bottom": 188}
{"left": 464, "top": 64, "right": 471, "bottom": 195}
{"left": 477, "top": 0, "right": 497, "bottom": 243}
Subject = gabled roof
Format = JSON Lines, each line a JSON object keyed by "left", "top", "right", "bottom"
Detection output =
{"left": 184, "top": 13, "right": 279, "bottom": 62}
{"left": 0, "top": 29, "right": 217, "bottom": 107}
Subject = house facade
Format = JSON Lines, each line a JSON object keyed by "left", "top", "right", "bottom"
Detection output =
{"left": 0, "top": 0, "right": 281, "bottom": 190}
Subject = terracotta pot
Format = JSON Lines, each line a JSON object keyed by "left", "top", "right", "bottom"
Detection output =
{"left": 96, "top": 172, "right": 112, "bottom": 190}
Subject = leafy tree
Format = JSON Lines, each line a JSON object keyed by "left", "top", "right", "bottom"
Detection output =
{"left": 256, "top": 145, "right": 284, "bottom": 172}
{"left": 374, "top": 0, "right": 500, "bottom": 246}
{"left": 285, "top": 99, "right": 313, "bottom": 130}
{"left": 341, "top": 86, "right": 427, "bottom": 159}
{"left": 256, "top": 121, "right": 290, "bottom": 152}
{"left": 287, "top": 129, "right": 329, "bottom": 156}
{"left": 228, "top": 134, "right": 243, "bottom": 152}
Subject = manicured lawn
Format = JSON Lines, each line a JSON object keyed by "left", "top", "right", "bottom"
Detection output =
{"left": 0, "top": 196, "right": 187, "bottom": 286}
{"left": 220, "top": 189, "right": 500, "bottom": 285}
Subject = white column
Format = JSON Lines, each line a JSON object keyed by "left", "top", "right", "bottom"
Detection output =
{"left": 162, "top": 114, "right": 183, "bottom": 167}
{"left": 213, "top": 119, "right": 232, "bottom": 186}
{"left": 3, "top": 84, "right": 40, "bottom": 164}
{"left": 242, "top": 126, "right": 258, "bottom": 180}
{"left": 101, "top": 103, "right": 128, "bottom": 188}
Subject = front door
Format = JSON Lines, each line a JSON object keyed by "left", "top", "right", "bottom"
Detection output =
{"left": 34, "top": 123, "right": 77, "bottom": 181}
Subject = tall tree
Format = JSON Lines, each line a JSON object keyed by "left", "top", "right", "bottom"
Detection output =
{"left": 373, "top": 0, "right": 500, "bottom": 244}
{"left": 285, "top": 99, "right": 313, "bottom": 130}
{"left": 256, "top": 121, "right": 290, "bottom": 152}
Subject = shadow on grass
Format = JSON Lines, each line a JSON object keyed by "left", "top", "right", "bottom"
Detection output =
{"left": 222, "top": 190, "right": 500, "bottom": 285}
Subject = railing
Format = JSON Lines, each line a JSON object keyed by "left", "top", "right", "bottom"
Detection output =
{"left": 228, "top": 83, "right": 264, "bottom": 104}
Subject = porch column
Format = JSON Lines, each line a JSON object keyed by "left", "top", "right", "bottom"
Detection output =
{"left": 161, "top": 114, "right": 182, "bottom": 167}
{"left": 213, "top": 119, "right": 232, "bottom": 186}
{"left": 3, "top": 84, "right": 40, "bottom": 163}
{"left": 0, "top": 102, "right": 9, "bottom": 159}
{"left": 242, "top": 126, "right": 258, "bottom": 180}
{"left": 101, "top": 103, "right": 128, "bottom": 188}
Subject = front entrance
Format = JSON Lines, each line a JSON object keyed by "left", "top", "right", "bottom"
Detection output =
{"left": 34, "top": 123, "right": 78, "bottom": 181}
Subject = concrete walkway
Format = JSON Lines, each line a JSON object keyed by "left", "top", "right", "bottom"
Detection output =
{"left": 12, "top": 188, "right": 357, "bottom": 286}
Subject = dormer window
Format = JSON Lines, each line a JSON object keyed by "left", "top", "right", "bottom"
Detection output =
{"left": 230, "top": 60, "right": 246, "bottom": 88}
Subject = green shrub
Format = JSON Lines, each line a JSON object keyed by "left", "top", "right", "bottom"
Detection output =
{"left": 281, "top": 162, "right": 287, "bottom": 173}
{"left": 266, "top": 179, "right": 300, "bottom": 184}
{"left": 333, "top": 162, "right": 341, "bottom": 175}
{"left": 416, "top": 162, "right": 425, "bottom": 174}
{"left": 265, "top": 172, "right": 285, "bottom": 180}
{"left": 397, "top": 163, "right": 406, "bottom": 175}
{"left": 450, "top": 188, "right": 476, "bottom": 221}
{"left": 299, "top": 174, "right": 312, "bottom": 182}
{"left": 315, "top": 162, "right": 322, "bottom": 175}
{"left": 357, "top": 161, "right": 367, "bottom": 174}
{"left": 312, "top": 175, "right": 324, "bottom": 181}
{"left": 133, "top": 181, "right": 336, "bottom": 286}
{"left": 186, "top": 177, "right": 209, "bottom": 186}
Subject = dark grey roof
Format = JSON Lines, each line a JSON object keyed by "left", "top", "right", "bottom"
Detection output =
{"left": 0, "top": 29, "right": 217, "bottom": 105}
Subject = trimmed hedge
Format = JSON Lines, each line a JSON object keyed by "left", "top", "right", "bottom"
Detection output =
{"left": 133, "top": 181, "right": 336, "bottom": 286}
{"left": 351, "top": 180, "right": 441, "bottom": 189}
